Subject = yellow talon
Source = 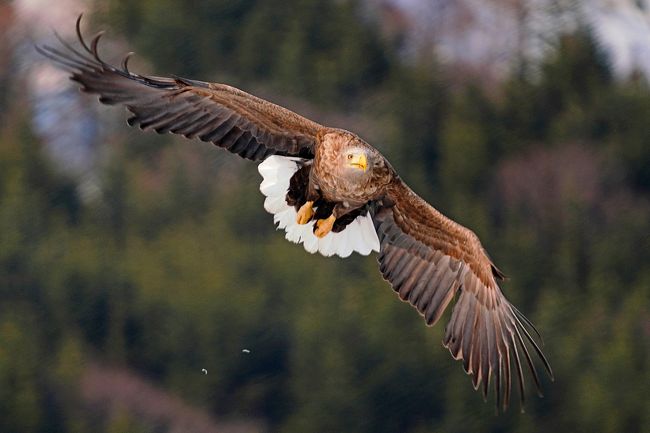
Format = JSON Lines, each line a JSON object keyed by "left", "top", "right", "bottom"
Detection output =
{"left": 296, "top": 201, "right": 314, "bottom": 224}
{"left": 314, "top": 215, "right": 336, "bottom": 238}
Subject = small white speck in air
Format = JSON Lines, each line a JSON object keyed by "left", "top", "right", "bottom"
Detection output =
{"left": 242, "top": 349, "right": 251, "bottom": 354}
{"left": 201, "top": 369, "right": 208, "bottom": 375}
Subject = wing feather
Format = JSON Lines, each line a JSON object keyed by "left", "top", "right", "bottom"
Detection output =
{"left": 373, "top": 178, "right": 553, "bottom": 410}
{"left": 37, "top": 16, "right": 323, "bottom": 161}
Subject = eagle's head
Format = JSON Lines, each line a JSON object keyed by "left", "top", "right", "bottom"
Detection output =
{"left": 321, "top": 130, "right": 383, "bottom": 177}
{"left": 344, "top": 147, "right": 369, "bottom": 172}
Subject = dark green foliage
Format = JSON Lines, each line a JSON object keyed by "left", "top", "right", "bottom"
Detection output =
{"left": 2, "top": 3, "right": 649, "bottom": 433}
{"left": 104, "top": 0, "right": 391, "bottom": 107}
{"left": 375, "top": 61, "right": 448, "bottom": 197}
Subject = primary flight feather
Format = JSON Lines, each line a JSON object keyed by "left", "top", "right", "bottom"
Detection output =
{"left": 38, "top": 16, "right": 553, "bottom": 410}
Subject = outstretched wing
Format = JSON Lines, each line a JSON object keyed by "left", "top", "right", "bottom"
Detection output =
{"left": 373, "top": 178, "right": 553, "bottom": 410}
{"left": 37, "top": 16, "right": 323, "bottom": 161}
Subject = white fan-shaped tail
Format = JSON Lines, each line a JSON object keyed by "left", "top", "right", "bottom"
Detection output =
{"left": 258, "top": 155, "right": 380, "bottom": 258}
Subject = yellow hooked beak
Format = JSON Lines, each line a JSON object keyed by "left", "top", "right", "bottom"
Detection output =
{"left": 347, "top": 153, "right": 367, "bottom": 172}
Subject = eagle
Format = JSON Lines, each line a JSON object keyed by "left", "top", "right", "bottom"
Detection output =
{"left": 38, "top": 16, "right": 553, "bottom": 410}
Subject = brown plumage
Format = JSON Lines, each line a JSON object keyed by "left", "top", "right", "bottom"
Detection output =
{"left": 38, "top": 16, "right": 553, "bottom": 410}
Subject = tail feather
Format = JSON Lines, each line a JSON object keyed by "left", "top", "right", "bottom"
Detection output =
{"left": 258, "top": 155, "right": 380, "bottom": 258}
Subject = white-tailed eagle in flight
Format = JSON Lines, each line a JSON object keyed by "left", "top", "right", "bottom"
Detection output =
{"left": 38, "top": 16, "right": 553, "bottom": 411}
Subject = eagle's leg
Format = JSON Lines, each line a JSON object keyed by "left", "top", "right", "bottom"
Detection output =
{"left": 314, "top": 203, "right": 356, "bottom": 238}
{"left": 296, "top": 180, "right": 321, "bottom": 224}
{"left": 314, "top": 214, "right": 336, "bottom": 238}
{"left": 296, "top": 201, "right": 314, "bottom": 224}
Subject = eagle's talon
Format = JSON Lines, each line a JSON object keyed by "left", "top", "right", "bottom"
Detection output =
{"left": 314, "top": 215, "right": 336, "bottom": 238}
{"left": 296, "top": 201, "right": 314, "bottom": 224}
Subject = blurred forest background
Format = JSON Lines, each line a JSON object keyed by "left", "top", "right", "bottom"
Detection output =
{"left": 1, "top": 0, "right": 649, "bottom": 432}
